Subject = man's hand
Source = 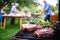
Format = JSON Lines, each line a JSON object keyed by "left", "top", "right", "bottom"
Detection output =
{"left": 40, "top": 9, "right": 45, "bottom": 15}
{"left": 15, "top": 10, "right": 20, "bottom": 14}
{"left": 41, "top": 10, "right": 45, "bottom": 13}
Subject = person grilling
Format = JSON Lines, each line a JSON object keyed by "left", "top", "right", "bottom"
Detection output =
{"left": 41, "top": 0, "right": 52, "bottom": 22}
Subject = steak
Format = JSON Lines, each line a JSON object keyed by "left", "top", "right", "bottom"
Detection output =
{"left": 33, "top": 28, "right": 54, "bottom": 38}
{"left": 21, "top": 24, "right": 43, "bottom": 32}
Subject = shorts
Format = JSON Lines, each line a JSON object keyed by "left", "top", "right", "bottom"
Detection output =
{"left": 0, "top": 13, "right": 4, "bottom": 22}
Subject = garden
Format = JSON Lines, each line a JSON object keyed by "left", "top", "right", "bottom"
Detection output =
{"left": 0, "top": 0, "right": 59, "bottom": 40}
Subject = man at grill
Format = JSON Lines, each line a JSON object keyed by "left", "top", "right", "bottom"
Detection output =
{"left": 41, "top": 0, "right": 52, "bottom": 22}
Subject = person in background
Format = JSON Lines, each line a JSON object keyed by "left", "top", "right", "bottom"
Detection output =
{"left": 0, "top": 6, "right": 6, "bottom": 29}
{"left": 10, "top": 3, "right": 19, "bottom": 25}
{"left": 41, "top": 0, "right": 52, "bottom": 22}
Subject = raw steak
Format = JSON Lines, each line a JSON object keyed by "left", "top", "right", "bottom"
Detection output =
{"left": 33, "top": 28, "right": 54, "bottom": 38}
{"left": 21, "top": 24, "right": 43, "bottom": 32}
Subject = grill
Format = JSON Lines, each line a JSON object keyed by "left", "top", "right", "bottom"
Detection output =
{"left": 10, "top": 30, "right": 56, "bottom": 40}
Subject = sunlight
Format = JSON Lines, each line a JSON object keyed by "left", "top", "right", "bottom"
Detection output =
{"left": 36, "top": 0, "right": 58, "bottom": 6}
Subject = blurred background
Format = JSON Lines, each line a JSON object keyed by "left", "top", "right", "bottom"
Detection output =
{"left": 0, "top": 0, "right": 59, "bottom": 13}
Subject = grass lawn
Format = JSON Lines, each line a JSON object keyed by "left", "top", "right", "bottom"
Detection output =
{"left": 0, "top": 19, "right": 26, "bottom": 40}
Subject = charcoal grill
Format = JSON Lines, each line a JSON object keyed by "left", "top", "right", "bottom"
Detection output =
{"left": 10, "top": 30, "right": 56, "bottom": 40}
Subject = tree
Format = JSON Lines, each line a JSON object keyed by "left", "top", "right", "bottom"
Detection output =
{"left": 0, "top": 0, "right": 14, "bottom": 10}
{"left": 51, "top": 5, "right": 57, "bottom": 12}
{"left": 0, "top": 0, "right": 37, "bottom": 13}
{"left": 0, "top": 0, "right": 36, "bottom": 10}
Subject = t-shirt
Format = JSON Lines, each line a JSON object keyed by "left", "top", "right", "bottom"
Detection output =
{"left": 10, "top": 5, "right": 18, "bottom": 14}
{"left": 1, "top": 10, "right": 6, "bottom": 14}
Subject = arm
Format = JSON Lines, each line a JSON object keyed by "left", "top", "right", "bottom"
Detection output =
{"left": 41, "top": 10, "right": 45, "bottom": 13}
{"left": 41, "top": 4, "right": 49, "bottom": 14}
{"left": 13, "top": 8, "right": 20, "bottom": 13}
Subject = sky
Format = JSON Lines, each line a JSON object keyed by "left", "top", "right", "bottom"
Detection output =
{"left": 36, "top": 0, "right": 58, "bottom": 6}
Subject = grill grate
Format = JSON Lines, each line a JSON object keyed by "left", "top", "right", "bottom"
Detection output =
{"left": 10, "top": 30, "right": 56, "bottom": 40}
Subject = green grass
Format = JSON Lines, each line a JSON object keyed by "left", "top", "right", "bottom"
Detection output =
{"left": 0, "top": 20, "right": 26, "bottom": 40}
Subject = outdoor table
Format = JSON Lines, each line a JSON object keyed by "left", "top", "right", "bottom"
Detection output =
{"left": 3, "top": 14, "right": 26, "bottom": 30}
